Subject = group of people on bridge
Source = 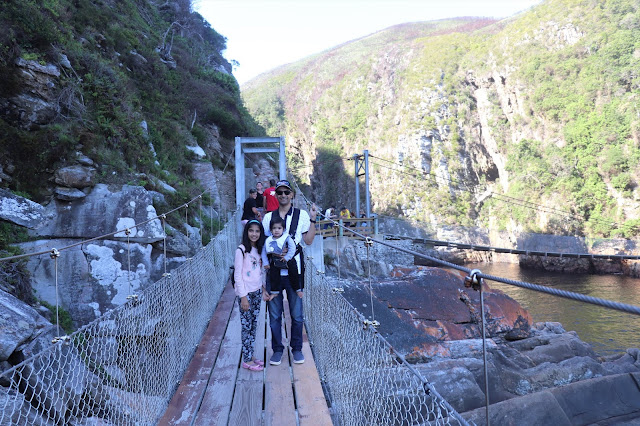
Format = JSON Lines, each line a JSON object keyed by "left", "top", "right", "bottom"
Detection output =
{"left": 234, "top": 179, "right": 318, "bottom": 371}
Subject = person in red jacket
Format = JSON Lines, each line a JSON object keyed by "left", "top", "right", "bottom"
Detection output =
{"left": 263, "top": 178, "right": 279, "bottom": 212}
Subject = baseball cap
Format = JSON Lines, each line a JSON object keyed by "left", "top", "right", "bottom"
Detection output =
{"left": 275, "top": 180, "right": 293, "bottom": 191}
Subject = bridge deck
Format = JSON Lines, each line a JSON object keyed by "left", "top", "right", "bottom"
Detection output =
{"left": 159, "top": 282, "right": 332, "bottom": 425}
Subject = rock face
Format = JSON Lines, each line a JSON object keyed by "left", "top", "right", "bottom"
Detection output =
{"left": 18, "top": 238, "right": 156, "bottom": 326}
{"left": 33, "top": 184, "right": 164, "bottom": 243}
{"left": 0, "top": 58, "right": 61, "bottom": 129}
{"left": 0, "top": 184, "right": 200, "bottom": 328}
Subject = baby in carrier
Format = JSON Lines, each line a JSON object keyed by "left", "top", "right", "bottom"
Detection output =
{"left": 262, "top": 215, "right": 300, "bottom": 295}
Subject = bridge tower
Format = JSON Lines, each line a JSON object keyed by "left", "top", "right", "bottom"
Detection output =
{"left": 235, "top": 136, "right": 286, "bottom": 208}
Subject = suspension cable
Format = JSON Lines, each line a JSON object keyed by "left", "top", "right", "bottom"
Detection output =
{"left": 387, "top": 233, "right": 640, "bottom": 261}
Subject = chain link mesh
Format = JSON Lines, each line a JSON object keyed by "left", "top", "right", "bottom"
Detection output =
{"left": 304, "top": 258, "right": 469, "bottom": 426}
{"left": 0, "top": 211, "right": 240, "bottom": 426}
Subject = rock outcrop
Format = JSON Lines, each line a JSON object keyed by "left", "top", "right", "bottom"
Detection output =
{"left": 0, "top": 58, "right": 61, "bottom": 130}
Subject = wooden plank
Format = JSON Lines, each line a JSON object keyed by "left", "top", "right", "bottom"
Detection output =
{"left": 193, "top": 298, "right": 243, "bottom": 426}
{"left": 292, "top": 329, "right": 332, "bottom": 425}
{"left": 264, "top": 297, "right": 297, "bottom": 426}
{"left": 228, "top": 298, "right": 267, "bottom": 426}
{"left": 284, "top": 294, "right": 333, "bottom": 426}
{"left": 159, "top": 283, "right": 236, "bottom": 425}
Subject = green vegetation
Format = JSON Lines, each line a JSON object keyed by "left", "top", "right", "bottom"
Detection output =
{"left": 243, "top": 0, "right": 640, "bottom": 238}
{"left": 0, "top": 0, "right": 262, "bottom": 207}
{"left": 41, "top": 300, "right": 74, "bottom": 333}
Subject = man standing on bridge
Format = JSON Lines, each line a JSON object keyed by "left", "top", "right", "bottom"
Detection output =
{"left": 262, "top": 179, "right": 317, "bottom": 365}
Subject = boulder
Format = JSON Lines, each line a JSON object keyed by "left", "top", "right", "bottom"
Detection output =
{"left": 54, "top": 186, "right": 87, "bottom": 201}
{"left": 0, "top": 290, "right": 50, "bottom": 361}
{"left": 462, "top": 373, "right": 640, "bottom": 425}
{"left": 0, "top": 188, "right": 46, "bottom": 228}
{"left": 33, "top": 184, "right": 164, "bottom": 243}
{"left": 341, "top": 267, "right": 532, "bottom": 362}
{"left": 191, "top": 160, "right": 221, "bottom": 207}
{"left": 54, "top": 165, "right": 96, "bottom": 189}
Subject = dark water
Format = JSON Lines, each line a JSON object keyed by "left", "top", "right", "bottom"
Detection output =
{"left": 468, "top": 263, "right": 640, "bottom": 356}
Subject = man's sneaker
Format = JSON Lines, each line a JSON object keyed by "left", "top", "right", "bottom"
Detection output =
{"left": 292, "top": 350, "right": 305, "bottom": 364}
{"left": 269, "top": 352, "right": 283, "bottom": 365}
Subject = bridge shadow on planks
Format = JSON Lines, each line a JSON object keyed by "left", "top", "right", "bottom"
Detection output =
{"left": 159, "top": 282, "right": 332, "bottom": 425}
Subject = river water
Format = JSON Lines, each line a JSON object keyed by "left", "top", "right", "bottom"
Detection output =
{"left": 467, "top": 263, "right": 640, "bottom": 356}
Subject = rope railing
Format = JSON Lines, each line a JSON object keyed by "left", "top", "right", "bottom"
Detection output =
{"left": 0, "top": 209, "right": 241, "bottom": 425}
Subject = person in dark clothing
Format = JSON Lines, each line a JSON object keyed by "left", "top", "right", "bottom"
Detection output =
{"left": 241, "top": 189, "right": 260, "bottom": 226}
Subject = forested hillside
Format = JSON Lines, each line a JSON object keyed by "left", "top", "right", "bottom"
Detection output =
{"left": 242, "top": 0, "right": 640, "bottom": 239}
{"left": 0, "top": 0, "right": 260, "bottom": 203}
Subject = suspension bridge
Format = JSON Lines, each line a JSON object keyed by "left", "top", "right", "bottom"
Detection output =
{"left": 2, "top": 137, "right": 640, "bottom": 425}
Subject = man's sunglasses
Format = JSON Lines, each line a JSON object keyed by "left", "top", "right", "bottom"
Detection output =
{"left": 276, "top": 190, "right": 291, "bottom": 195}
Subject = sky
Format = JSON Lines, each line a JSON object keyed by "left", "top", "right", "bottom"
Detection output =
{"left": 194, "top": 0, "right": 543, "bottom": 85}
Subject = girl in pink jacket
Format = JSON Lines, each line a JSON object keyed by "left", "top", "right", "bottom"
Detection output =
{"left": 234, "top": 219, "right": 266, "bottom": 371}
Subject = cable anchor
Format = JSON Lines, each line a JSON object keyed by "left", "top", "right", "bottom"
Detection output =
{"left": 332, "top": 287, "right": 344, "bottom": 294}
{"left": 52, "top": 335, "right": 71, "bottom": 345}
{"left": 363, "top": 319, "right": 380, "bottom": 329}
{"left": 124, "top": 228, "right": 131, "bottom": 236}
{"left": 464, "top": 269, "right": 484, "bottom": 291}
{"left": 50, "top": 248, "right": 60, "bottom": 259}
{"left": 364, "top": 237, "right": 374, "bottom": 248}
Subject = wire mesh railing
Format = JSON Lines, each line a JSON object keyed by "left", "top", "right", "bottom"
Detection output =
{"left": 303, "top": 257, "right": 468, "bottom": 426}
{"left": 0, "top": 210, "right": 240, "bottom": 426}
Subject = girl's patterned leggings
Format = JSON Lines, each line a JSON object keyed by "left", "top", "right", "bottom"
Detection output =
{"left": 239, "top": 288, "right": 262, "bottom": 362}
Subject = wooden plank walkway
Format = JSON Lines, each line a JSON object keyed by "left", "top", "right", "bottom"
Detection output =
{"left": 159, "top": 282, "right": 332, "bottom": 425}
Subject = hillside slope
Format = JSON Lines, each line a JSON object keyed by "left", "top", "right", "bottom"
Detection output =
{"left": 242, "top": 0, "right": 640, "bottom": 238}
{"left": 0, "top": 0, "right": 261, "bottom": 205}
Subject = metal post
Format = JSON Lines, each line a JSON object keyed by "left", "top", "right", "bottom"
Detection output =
{"left": 339, "top": 219, "right": 344, "bottom": 237}
{"left": 364, "top": 149, "right": 371, "bottom": 219}
{"left": 354, "top": 154, "right": 360, "bottom": 222}
{"left": 279, "top": 136, "right": 287, "bottom": 180}
{"left": 480, "top": 285, "right": 491, "bottom": 425}
{"left": 374, "top": 215, "right": 379, "bottom": 235}
{"left": 235, "top": 137, "right": 243, "bottom": 209}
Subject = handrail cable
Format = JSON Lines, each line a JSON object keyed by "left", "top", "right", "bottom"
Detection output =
{"left": 0, "top": 192, "right": 209, "bottom": 263}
